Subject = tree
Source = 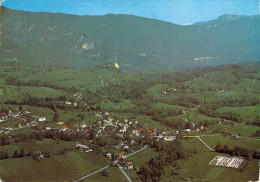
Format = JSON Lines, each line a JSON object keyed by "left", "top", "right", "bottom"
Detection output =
{"left": 19, "top": 148, "right": 25, "bottom": 158}
{"left": 19, "top": 105, "right": 23, "bottom": 111}
{"left": 12, "top": 150, "right": 19, "bottom": 158}
{"left": 27, "top": 150, "right": 32, "bottom": 156}
{"left": 54, "top": 112, "right": 59, "bottom": 121}
{"left": 215, "top": 143, "right": 222, "bottom": 152}
{"left": 3, "top": 152, "right": 9, "bottom": 159}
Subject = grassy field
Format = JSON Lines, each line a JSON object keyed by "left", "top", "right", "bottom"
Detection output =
{"left": 182, "top": 137, "right": 212, "bottom": 152}
{"left": 0, "top": 86, "right": 25, "bottom": 103}
{"left": 125, "top": 147, "right": 157, "bottom": 181}
{"left": 0, "top": 88, "right": 4, "bottom": 96}
{"left": 179, "top": 151, "right": 259, "bottom": 182}
{"left": 135, "top": 114, "right": 168, "bottom": 130}
{"left": 187, "top": 111, "right": 221, "bottom": 124}
{"left": 147, "top": 84, "right": 179, "bottom": 103}
{"left": 24, "top": 105, "right": 55, "bottom": 121}
{"left": 200, "top": 136, "right": 260, "bottom": 151}
{"left": 215, "top": 105, "right": 260, "bottom": 123}
{"left": 178, "top": 136, "right": 259, "bottom": 181}
{"left": 0, "top": 139, "right": 73, "bottom": 154}
{"left": 98, "top": 101, "right": 135, "bottom": 111}
{"left": 0, "top": 117, "right": 22, "bottom": 128}
{"left": 85, "top": 166, "right": 129, "bottom": 182}
{"left": 126, "top": 147, "right": 157, "bottom": 168}
{"left": 0, "top": 150, "right": 109, "bottom": 182}
{"left": 21, "top": 86, "right": 66, "bottom": 99}
{"left": 226, "top": 124, "right": 260, "bottom": 137}
{"left": 153, "top": 102, "right": 187, "bottom": 111}
{"left": 19, "top": 67, "right": 138, "bottom": 92}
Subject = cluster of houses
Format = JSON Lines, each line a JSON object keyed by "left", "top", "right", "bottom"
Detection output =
{"left": 73, "top": 141, "right": 93, "bottom": 153}
{"left": 108, "top": 152, "right": 134, "bottom": 170}
{"left": 58, "top": 111, "right": 191, "bottom": 145}
{"left": 0, "top": 108, "right": 21, "bottom": 120}
{"left": 161, "top": 87, "right": 177, "bottom": 94}
{"left": 63, "top": 92, "right": 83, "bottom": 107}
{"left": 0, "top": 108, "right": 46, "bottom": 133}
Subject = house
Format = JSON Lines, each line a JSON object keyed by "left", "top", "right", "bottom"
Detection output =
{"left": 106, "top": 153, "right": 112, "bottom": 159}
{"left": 164, "top": 136, "right": 175, "bottom": 141}
{"left": 118, "top": 152, "right": 125, "bottom": 158}
{"left": 123, "top": 145, "right": 129, "bottom": 150}
{"left": 184, "top": 129, "right": 191, "bottom": 132}
{"left": 34, "top": 151, "right": 44, "bottom": 159}
{"left": 80, "top": 122, "right": 87, "bottom": 128}
{"left": 16, "top": 123, "right": 22, "bottom": 128}
{"left": 107, "top": 114, "right": 114, "bottom": 121}
{"left": 125, "top": 162, "right": 134, "bottom": 170}
{"left": 11, "top": 109, "right": 20, "bottom": 117}
{"left": 116, "top": 157, "right": 124, "bottom": 165}
{"left": 0, "top": 113, "right": 8, "bottom": 119}
{"left": 35, "top": 116, "right": 46, "bottom": 122}
{"left": 65, "top": 101, "right": 72, "bottom": 105}
{"left": 61, "top": 125, "right": 68, "bottom": 132}
{"left": 231, "top": 134, "right": 239, "bottom": 138}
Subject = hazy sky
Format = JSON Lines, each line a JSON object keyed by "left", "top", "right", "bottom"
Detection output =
{"left": 2, "top": 0, "right": 259, "bottom": 24}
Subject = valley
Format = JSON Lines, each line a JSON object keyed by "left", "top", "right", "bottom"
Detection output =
{"left": 0, "top": 61, "right": 259, "bottom": 181}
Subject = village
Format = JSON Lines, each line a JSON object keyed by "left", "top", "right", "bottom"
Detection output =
{"left": 0, "top": 101, "right": 256, "bottom": 181}
{"left": 0, "top": 107, "right": 46, "bottom": 134}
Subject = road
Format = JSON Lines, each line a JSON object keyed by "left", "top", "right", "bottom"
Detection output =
{"left": 124, "top": 145, "right": 147, "bottom": 158}
{"left": 96, "top": 73, "right": 105, "bottom": 86}
{"left": 197, "top": 136, "right": 214, "bottom": 151}
{"left": 154, "top": 135, "right": 216, "bottom": 151}
{"left": 74, "top": 145, "right": 147, "bottom": 182}
{"left": 94, "top": 111, "right": 103, "bottom": 119}
{"left": 73, "top": 165, "right": 110, "bottom": 182}
{"left": 94, "top": 112, "right": 117, "bottom": 127}
{"left": 237, "top": 136, "right": 260, "bottom": 141}
{"left": 117, "top": 164, "right": 132, "bottom": 182}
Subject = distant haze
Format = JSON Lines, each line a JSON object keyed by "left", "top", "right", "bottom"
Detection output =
{"left": 2, "top": 0, "right": 259, "bottom": 24}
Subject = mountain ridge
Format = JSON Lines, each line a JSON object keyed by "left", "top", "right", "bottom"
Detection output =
{"left": 0, "top": 7, "right": 259, "bottom": 70}
{"left": 194, "top": 14, "right": 259, "bottom": 25}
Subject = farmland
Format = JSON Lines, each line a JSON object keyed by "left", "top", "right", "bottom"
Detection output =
{"left": 0, "top": 62, "right": 259, "bottom": 182}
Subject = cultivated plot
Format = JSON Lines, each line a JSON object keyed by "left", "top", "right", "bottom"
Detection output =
{"left": 209, "top": 156, "right": 244, "bottom": 168}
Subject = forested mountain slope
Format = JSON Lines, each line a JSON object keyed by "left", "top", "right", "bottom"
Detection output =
{"left": 0, "top": 7, "right": 259, "bottom": 70}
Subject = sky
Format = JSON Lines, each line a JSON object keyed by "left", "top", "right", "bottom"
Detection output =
{"left": 2, "top": 0, "right": 259, "bottom": 25}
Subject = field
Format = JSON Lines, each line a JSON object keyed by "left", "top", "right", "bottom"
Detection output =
{"left": 84, "top": 167, "right": 129, "bottom": 182}
{"left": 0, "top": 62, "right": 259, "bottom": 181}
{"left": 0, "top": 89, "right": 4, "bottom": 96}
{"left": 216, "top": 105, "right": 260, "bottom": 123}
{"left": 153, "top": 102, "right": 187, "bottom": 111}
{"left": 21, "top": 86, "right": 66, "bottom": 99}
{"left": 226, "top": 124, "right": 260, "bottom": 137}
{"left": 176, "top": 136, "right": 259, "bottom": 181}
{"left": 0, "top": 86, "right": 25, "bottom": 103}
{"left": 200, "top": 136, "right": 260, "bottom": 150}
{"left": 0, "top": 117, "right": 22, "bottom": 128}
{"left": 98, "top": 101, "right": 135, "bottom": 111}
{"left": 0, "top": 150, "right": 109, "bottom": 182}
{"left": 179, "top": 151, "right": 258, "bottom": 182}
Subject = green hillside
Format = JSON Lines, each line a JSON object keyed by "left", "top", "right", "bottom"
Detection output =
{"left": 0, "top": 7, "right": 259, "bottom": 70}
